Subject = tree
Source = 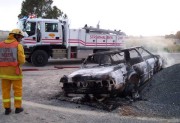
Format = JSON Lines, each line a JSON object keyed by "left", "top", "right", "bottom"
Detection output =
{"left": 18, "top": 0, "right": 67, "bottom": 19}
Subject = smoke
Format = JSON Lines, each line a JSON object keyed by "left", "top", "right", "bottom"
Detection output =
{"left": 125, "top": 36, "right": 178, "bottom": 67}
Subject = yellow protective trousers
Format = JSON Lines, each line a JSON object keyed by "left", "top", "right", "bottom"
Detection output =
{"left": 1, "top": 79, "right": 22, "bottom": 108}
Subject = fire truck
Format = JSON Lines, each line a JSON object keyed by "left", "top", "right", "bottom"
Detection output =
{"left": 18, "top": 18, "right": 126, "bottom": 66}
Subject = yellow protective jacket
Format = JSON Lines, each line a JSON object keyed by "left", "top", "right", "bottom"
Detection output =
{"left": 0, "top": 34, "right": 25, "bottom": 80}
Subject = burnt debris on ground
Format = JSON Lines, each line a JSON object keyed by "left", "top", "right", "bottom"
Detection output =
{"left": 51, "top": 93, "right": 134, "bottom": 111}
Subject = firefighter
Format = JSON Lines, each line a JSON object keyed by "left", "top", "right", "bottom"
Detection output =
{"left": 0, "top": 29, "right": 25, "bottom": 115}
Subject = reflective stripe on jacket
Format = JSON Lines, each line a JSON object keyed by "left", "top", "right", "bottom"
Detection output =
{"left": 0, "top": 36, "right": 25, "bottom": 80}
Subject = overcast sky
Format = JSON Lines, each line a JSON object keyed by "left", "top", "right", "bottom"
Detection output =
{"left": 0, "top": 0, "right": 180, "bottom": 36}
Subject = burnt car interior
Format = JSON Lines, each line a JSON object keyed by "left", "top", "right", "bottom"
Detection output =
{"left": 83, "top": 47, "right": 153, "bottom": 67}
{"left": 82, "top": 52, "right": 125, "bottom": 68}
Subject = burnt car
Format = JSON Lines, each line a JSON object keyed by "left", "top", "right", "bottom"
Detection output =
{"left": 60, "top": 46, "right": 164, "bottom": 100}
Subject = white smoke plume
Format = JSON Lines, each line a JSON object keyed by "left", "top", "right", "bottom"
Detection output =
{"left": 125, "top": 36, "right": 179, "bottom": 67}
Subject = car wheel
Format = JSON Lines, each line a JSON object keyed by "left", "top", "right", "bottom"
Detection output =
{"left": 132, "top": 91, "right": 140, "bottom": 99}
{"left": 93, "top": 94, "right": 108, "bottom": 102}
{"left": 124, "top": 74, "right": 140, "bottom": 98}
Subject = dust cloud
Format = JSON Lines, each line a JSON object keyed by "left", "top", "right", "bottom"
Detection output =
{"left": 125, "top": 36, "right": 178, "bottom": 67}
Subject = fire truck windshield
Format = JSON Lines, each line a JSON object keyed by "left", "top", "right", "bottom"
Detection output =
{"left": 17, "top": 17, "right": 36, "bottom": 37}
{"left": 17, "top": 19, "right": 26, "bottom": 32}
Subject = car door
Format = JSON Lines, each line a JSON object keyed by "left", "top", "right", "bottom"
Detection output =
{"left": 137, "top": 47, "right": 157, "bottom": 78}
{"left": 128, "top": 48, "right": 149, "bottom": 83}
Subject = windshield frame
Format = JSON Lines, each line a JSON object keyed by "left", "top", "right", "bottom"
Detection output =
{"left": 82, "top": 51, "right": 126, "bottom": 68}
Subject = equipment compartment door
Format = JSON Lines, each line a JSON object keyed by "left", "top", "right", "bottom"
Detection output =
{"left": 106, "top": 35, "right": 116, "bottom": 48}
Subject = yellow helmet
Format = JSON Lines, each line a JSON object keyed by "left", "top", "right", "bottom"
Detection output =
{"left": 9, "top": 29, "right": 24, "bottom": 37}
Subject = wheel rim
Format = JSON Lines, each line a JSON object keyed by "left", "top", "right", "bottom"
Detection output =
{"left": 37, "top": 55, "right": 44, "bottom": 64}
{"left": 132, "top": 91, "right": 140, "bottom": 99}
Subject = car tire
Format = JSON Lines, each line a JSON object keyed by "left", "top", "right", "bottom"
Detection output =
{"left": 132, "top": 91, "right": 140, "bottom": 100}
{"left": 124, "top": 74, "right": 140, "bottom": 98}
{"left": 93, "top": 94, "right": 108, "bottom": 102}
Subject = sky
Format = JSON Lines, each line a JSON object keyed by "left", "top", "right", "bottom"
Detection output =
{"left": 0, "top": 0, "right": 180, "bottom": 36}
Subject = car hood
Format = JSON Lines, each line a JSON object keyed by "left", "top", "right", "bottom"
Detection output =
{"left": 69, "top": 66, "right": 115, "bottom": 78}
{"left": 67, "top": 63, "right": 127, "bottom": 84}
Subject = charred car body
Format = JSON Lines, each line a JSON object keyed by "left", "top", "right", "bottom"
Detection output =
{"left": 60, "top": 46, "right": 164, "bottom": 100}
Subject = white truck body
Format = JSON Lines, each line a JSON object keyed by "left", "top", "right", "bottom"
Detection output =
{"left": 19, "top": 18, "right": 126, "bottom": 66}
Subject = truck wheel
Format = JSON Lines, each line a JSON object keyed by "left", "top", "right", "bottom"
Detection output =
{"left": 31, "top": 50, "right": 48, "bottom": 66}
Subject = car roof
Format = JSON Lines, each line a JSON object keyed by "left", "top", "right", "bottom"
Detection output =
{"left": 90, "top": 46, "right": 143, "bottom": 56}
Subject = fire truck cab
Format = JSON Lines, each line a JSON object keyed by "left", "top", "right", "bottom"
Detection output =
{"left": 18, "top": 18, "right": 126, "bottom": 66}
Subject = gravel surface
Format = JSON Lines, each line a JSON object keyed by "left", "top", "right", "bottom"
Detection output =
{"left": 130, "top": 63, "right": 180, "bottom": 118}
{"left": 142, "top": 64, "right": 180, "bottom": 106}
